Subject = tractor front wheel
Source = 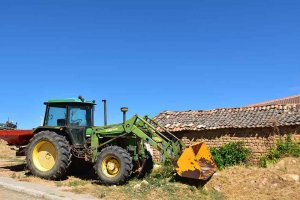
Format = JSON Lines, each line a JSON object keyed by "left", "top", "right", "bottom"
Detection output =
{"left": 26, "top": 131, "right": 72, "bottom": 180}
{"left": 94, "top": 146, "right": 133, "bottom": 185}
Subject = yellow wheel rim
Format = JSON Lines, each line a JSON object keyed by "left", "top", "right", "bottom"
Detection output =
{"left": 102, "top": 155, "right": 120, "bottom": 177}
{"left": 32, "top": 140, "right": 57, "bottom": 172}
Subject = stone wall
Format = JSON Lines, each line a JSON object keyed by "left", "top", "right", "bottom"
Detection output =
{"left": 152, "top": 125, "right": 300, "bottom": 163}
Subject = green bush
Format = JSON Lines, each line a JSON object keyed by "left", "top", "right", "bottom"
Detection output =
{"left": 149, "top": 159, "right": 174, "bottom": 180}
{"left": 260, "top": 134, "right": 300, "bottom": 167}
{"left": 145, "top": 159, "right": 176, "bottom": 187}
{"left": 211, "top": 142, "right": 251, "bottom": 169}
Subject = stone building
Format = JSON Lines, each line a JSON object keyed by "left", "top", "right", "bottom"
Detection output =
{"left": 153, "top": 95, "right": 300, "bottom": 162}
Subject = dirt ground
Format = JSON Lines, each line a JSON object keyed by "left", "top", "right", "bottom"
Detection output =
{"left": 0, "top": 140, "right": 299, "bottom": 200}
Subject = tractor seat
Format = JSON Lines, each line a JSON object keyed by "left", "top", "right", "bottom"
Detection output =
{"left": 57, "top": 119, "right": 66, "bottom": 126}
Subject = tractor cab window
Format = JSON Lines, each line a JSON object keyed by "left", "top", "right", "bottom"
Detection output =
{"left": 69, "top": 106, "right": 92, "bottom": 126}
{"left": 46, "top": 106, "right": 67, "bottom": 126}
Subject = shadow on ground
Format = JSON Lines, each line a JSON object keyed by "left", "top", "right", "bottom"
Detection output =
{"left": 173, "top": 174, "right": 210, "bottom": 188}
{"left": 0, "top": 163, "right": 27, "bottom": 172}
{"left": 0, "top": 159, "right": 98, "bottom": 182}
{"left": 67, "top": 157, "right": 97, "bottom": 181}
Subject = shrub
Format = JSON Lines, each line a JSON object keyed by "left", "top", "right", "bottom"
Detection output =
{"left": 145, "top": 159, "right": 176, "bottom": 187}
{"left": 149, "top": 159, "right": 174, "bottom": 180}
{"left": 260, "top": 134, "right": 300, "bottom": 167}
{"left": 211, "top": 142, "right": 251, "bottom": 169}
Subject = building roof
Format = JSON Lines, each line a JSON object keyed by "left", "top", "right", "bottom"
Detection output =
{"left": 247, "top": 94, "right": 300, "bottom": 107}
{"left": 154, "top": 104, "right": 300, "bottom": 132}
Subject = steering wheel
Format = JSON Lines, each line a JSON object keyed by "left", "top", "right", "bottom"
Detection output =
{"left": 71, "top": 119, "right": 82, "bottom": 125}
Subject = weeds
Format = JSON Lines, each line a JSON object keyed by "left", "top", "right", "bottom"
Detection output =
{"left": 210, "top": 190, "right": 225, "bottom": 200}
{"left": 211, "top": 142, "right": 251, "bottom": 169}
{"left": 149, "top": 159, "right": 175, "bottom": 180}
{"left": 67, "top": 179, "right": 88, "bottom": 187}
{"left": 10, "top": 172, "right": 16, "bottom": 179}
{"left": 98, "top": 192, "right": 106, "bottom": 199}
{"left": 260, "top": 134, "right": 300, "bottom": 167}
{"left": 55, "top": 181, "right": 64, "bottom": 187}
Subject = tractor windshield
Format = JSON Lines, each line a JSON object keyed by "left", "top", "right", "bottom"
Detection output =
{"left": 45, "top": 104, "right": 93, "bottom": 127}
{"left": 69, "top": 106, "right": 93, "bottom": 126}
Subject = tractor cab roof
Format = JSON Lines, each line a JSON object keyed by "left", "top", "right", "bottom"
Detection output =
{"left": 45, "top": 97, "right": 96, "bottom": 105}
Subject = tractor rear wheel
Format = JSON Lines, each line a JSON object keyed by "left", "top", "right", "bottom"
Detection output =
{"left": 94, "top": 146, "right": 133, "bottom": 185}
{"left": 26, "top": 131, "right": 72, "bottom": 180}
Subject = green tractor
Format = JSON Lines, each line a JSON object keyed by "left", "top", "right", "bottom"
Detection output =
{"left": 24, "top": 97, "right": 216, "bottom": 185}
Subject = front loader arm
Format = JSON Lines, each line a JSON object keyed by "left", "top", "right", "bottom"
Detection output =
{"left": 91, "top": 115, "right": 184, "bottom": 162}
{"left": 126, "top": 115, "right": 185, "bottom": 161}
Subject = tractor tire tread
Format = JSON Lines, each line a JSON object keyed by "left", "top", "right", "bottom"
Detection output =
{"left": 94, "top": 146, "right": 133, "bottom": 185}
{"left": 26, "top": 131, "right": 72, "bottom": 180}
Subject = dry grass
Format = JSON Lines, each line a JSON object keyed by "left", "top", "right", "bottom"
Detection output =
{"left": 206, "top": 157, "right": 300, "bottom": 200}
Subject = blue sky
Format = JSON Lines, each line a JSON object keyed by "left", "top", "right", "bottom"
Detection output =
{"left": 0, "top": 0, "right": 299, "bottom": 129}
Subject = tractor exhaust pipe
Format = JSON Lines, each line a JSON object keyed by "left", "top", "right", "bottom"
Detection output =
{"left": 102, "top": 99, "right": 107, "bottom": 126}
{"left": 120, "top": 107, "right": 128, "bottom": 123}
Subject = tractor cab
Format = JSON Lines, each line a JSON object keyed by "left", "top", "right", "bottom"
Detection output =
{"left": 41, "top": 97, "right": 96, "bottom": 145}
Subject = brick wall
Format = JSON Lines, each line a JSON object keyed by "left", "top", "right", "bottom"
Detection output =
{"left": 152, "top": 125, "right": 300, "bottom": 163}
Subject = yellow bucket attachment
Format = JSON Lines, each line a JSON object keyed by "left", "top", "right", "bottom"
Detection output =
{"left": 176, "top": 142, "right": 217, "bottom": 180}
